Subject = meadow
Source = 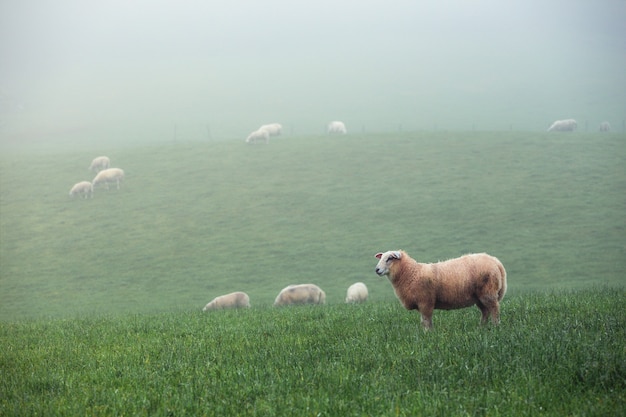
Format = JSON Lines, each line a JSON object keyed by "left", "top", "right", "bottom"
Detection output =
{"left": 1, "top": 289, "right": 624, "bottom": 416}
{"left": 1, "top": 130, "right": 625, "bottom": 415}
{"left": 1, "top": 130, "right": 624, "bottom": 319}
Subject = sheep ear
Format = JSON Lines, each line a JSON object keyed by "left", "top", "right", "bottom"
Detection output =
{"left": 390, "top": 251, "right": 402, "bottom": 259}
{"left": 375, "top": 253, "right": 383, "bottom": 259}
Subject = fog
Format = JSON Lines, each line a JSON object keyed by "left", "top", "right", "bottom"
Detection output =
{"left": 1, "top": 0, "right": 625, "bottom": 144}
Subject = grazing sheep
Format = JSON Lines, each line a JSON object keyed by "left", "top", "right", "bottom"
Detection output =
{"left": 203, "top": 291, "right": 251, "bottom": 311}
{"left": 69, "top": 181, "right": 93, "bottom": 199}
{"left": 599, "top": 121, "right": 611, "bottom": 132}
{"left": 92, "top": 168, "right": 124, "bottom": 190}
{"left": 327, "top": 121, "right": 347, "bottom": 134}
{"left": 89, "top": 156, "right": 111, "bottom": 172}
{"left": 259, "top": 123, "right": 282, "bottom": 137}
{"left": 547, "top": 119, "right": 577, "bottom": 132}
{"left": 374, "top": 250, "right": 507, "bottom": 330}
{"left": 273, "top": 284, "right": 326, "bottom": 306}
{"left": 345, "top": 282, "right": 368, "bottom": 303}
{"left": 245, "top": 128, "right": 270, "bottom": 144}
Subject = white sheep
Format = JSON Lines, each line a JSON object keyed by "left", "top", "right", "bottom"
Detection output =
{"left": 92, "top": 168, "right": 124, "bottom": 190}
{"left": 203, "top": 291, "right": 251, "bottom": 311}
{"left": 89, "top": 156, "right": 111, "bottom": 172}
{"left": 245, "top": 128, "right": 270, "bottom": 144}
{"left": 273, "top": 284, "right": 326, "bottom": 306}
{"left": 345, "top": 282, "right": 368, "bottom": 303}
{"left": 259, "top": 123, "right": 282, "bottom": 137}
{"left": 374, "top": 250, "right": 507, "bottom": 330}
{"left": 327, "top": 121, "right": 347, "bottom": 134}
{"left": 547, "top": 119, "right": 577, "bottom": 132}
{"left": 599, "top": 121, "right": 611, "bottom": 132}
{"left": 69, "top": 181, "right": 93, "bottom": 199}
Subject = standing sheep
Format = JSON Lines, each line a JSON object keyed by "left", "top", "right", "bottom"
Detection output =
{"left": 89, "top": 156, "right": 111, "bottom": 172}
{"left": 259, "top": 123, "right": 282, "bottom": 137}
{"left": 273, "top": 284, "right": 326, "bottom": 306}
{"left": 547, "top": 119, "right": 577, "bottom": 132}
{"left": 245, "top": 128, "right": 270, "bottom": 144}
{"left": 92, "top": 168, "right": 124, "bottom": 190}
{"left": 599, "top": 121, "right": 611, "bottom": 132}
{"left": 203, "top": 291, "right": 251, "bottom": 311}
{"left": 69, "top": 181, "right": 93, "bottom": 199}
{"left": 374, "top": 250, "right": 507, "bottom": 330}
{"left": 327, "top": 121, "right": 347, "bottom": 134}
{"left": 345, "top": 282, "right": 368, "bottom": 303}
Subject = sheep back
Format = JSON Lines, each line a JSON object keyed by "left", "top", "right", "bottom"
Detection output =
{"left": 273, "top": 284, "right": 326, "bottom": 306}
{"left": 203, "top": 291, "right": 250, "bottom": 311}
{"left": 345, "top": 282, "right": 368, "bottom": 303}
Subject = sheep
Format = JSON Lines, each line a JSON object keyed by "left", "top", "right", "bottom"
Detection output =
{"left": 345, "top": 282, "right": 368, "bottom": 303}
{"left": 273, "top": 284, "right": 326, "bottom": 306}
{"left": 259, "top": 123, "right": 282, "bottom": 137}
{"left": 245, "top": 128, "right": 270, "bottom": 144}
{"left": 599, "top": 121, "right": 611, "bottom": 132}
{"left": 69, "top": 181, "right": 93, "bottom": 199}
{"left": 374, "top": 250, "right": 507, "bottom": 330}
{"left": 327, "top": 120, "right": 347, "bottom": 134}
{"left": 92, "top": 168, "right": 124, "bottom": 190}
{"left": 89, "top": 156, "right": 110, "bottom": 172}
{"left": 547, "top": 119, "right": 577, "bottom": 132}
{"left": 202, "top": 291, "right": 251, "bottom": 311}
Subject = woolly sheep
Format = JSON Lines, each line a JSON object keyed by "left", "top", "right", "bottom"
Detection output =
{"left": 345, "top": 282, "right": 368, "bottom": 303}
{"left": 273, "top": 284, "right": 326, "bottom": 306}
{"left": 89, "top": 156, "right": 111, "bottom": 172}
{"left": 245, "top": 128, "right": 270, "bottom": 144}
{"left": 92, "top": 168, "right": 124, "bottom": 190}
{"left": 547, "top": 119, "right": 577, "bottom": 132}
{"left": 259, "top": 123, "right": 282, "bottom": 137}
{"left": 374, "top": 250, "right": 507, "bottom": 330}
{"left": 327, "top": 121, "right": 347, "bottom": 134}
{"left": 203, "top": 291, "right": 251, "bottom": 311}
{"left": 69, "top": 181, "right": 93, "bottom": 199}
{"left": 599, "top": 121, "right": 611, "bottom": 132}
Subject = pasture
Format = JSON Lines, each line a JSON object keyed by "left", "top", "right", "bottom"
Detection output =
{"left": 1, "top": 130, "right": 624, "bottom": 320}
{"left": 1, "top": 130, "right": 625, "bottom": 415}
{"left": 1, "top": 289, "right": 624, "bottom": 415}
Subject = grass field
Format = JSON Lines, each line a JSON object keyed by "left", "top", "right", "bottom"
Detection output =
{"left": 1, "top": 289, "right": 624, "bottom": 416}
{"left": 1, "top": 130, "right": 625, "bottom": 414}
{"left": 1, "top": 131, "right": 624, "bottom": 320}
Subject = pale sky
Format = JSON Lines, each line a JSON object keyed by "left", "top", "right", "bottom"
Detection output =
{"left": 1, "top": 0, "right": 625, "bottom": 141}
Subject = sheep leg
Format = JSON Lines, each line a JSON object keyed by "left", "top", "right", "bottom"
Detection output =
{"left": 477, "top": 297, "right": 500, "bottom": 325}
{"left": 419, "top": 306, "right": 434, "bottom": 330}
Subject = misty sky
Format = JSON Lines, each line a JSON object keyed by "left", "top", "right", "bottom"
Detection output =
{"left": 1, "top": 0, "right": 625, "bottom": 141}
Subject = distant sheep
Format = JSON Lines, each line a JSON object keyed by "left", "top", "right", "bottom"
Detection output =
{"left": 92, "top": 168, "right": 124, "bottom": 190}
{"left": 259, "top": 123, "right": 282, "bottom": 137}
{"left": 599, "top": 121, "right": 611, "bottom": 132}
{"left": 273, "top": 284, "right": 326, "bottom": 306}
{"left": 374, "top": 250, "right": 507, "bottom": 330}
{"left": 203, "top": 291, "right": 250, "bottom": 311}
{"left": 245, "top": 128, "right": 270, "bottom": 144}
{"left": 327, "top": 121, "right": 347, "bottom": 134}
{"left": 547, "top": 119, "right": 577, "bottom": 132}
{"left": 69, "top": 181, "right": 93, "bottom": 199}
{"left": 345, "top": 282, "right": 368, "bottom": 303}
{"left": 89, "top": 156, "right": 110, "bottom": 172}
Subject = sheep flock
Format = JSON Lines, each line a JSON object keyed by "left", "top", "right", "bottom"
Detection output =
{"left": 68, "top": 156, "right": 125, "bottom": 200}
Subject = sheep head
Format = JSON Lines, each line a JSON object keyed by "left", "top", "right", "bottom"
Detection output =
{"left": 374, "top": 250, "right": 402, "bottom": 276}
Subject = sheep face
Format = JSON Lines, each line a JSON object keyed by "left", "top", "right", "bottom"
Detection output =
{"left": 374, "top": 251, "right": 402, "bottom": 276}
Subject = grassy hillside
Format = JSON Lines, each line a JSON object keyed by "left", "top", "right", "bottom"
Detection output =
{"left": 1, "top": 289, "right": 624, "bottom": 416}
{"left": 1, "top": 131, "right": 625, "bottom": 320}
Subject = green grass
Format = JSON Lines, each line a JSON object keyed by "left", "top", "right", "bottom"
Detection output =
{"left": 1, "top": 131, "right": 625, "bottom": 415}
{"left": 1, "top": 288, "right": 624, "bottom": 416}
{"left": 1, "top": 131, "right": 624, "bottom": 320}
